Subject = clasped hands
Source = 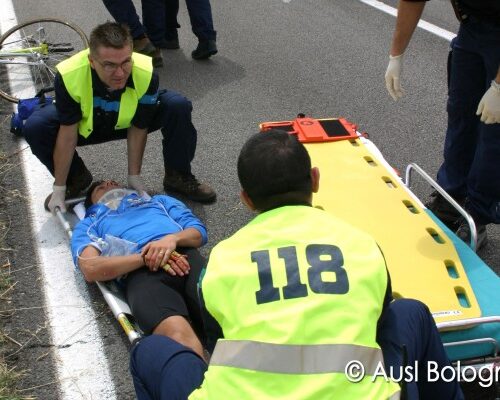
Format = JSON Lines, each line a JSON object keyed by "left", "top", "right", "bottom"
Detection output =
{"left": 141, "top": 235, "right": 190, "bottom": 276}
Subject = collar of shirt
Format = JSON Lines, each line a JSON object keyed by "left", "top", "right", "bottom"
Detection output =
{"left": 91, "top": 68, "right": 135, "bottom": 99}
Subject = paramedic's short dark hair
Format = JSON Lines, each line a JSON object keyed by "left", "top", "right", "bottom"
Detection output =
{"left": 237, "top": 130, "right": 312, "bottom": 211}
{"left": 85, "top": 181, "right": 104, "bottom": 209}
{"left": 89, "top": 22, "right": 133, "bottom": 55}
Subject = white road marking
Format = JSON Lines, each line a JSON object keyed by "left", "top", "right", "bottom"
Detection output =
{"left": 358, "top": 0, "right": 456, "bottom": 42}
{"left": 1, "top": 3, "right": 117, "bottom": 399}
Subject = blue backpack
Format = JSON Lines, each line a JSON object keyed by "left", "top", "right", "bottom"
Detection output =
{"left": 10, "top": 89, "right": 54, "bottom": 137}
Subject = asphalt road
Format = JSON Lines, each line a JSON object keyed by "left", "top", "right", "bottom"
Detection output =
{"left": 1, "top": 0, "right": 499, "bottom": 398}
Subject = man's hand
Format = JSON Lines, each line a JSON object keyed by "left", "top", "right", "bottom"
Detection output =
{"left": 141, "top": 235, "right": 190, "bottom": 276}
{"left": 476, "top": 81, "right": 500, "bottom": 124}
{"left": 48, "top": 185, "right": 66, "bottom": 213}
{"left": 128, "top": 174, "right": 147, "bottom": 194}
{"left": 385, "top": 54, "right": 404, "bottom": 101}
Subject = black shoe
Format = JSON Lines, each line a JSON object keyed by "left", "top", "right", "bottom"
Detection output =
{"left": 455, "top": 218, "right": 488, "bottom": 250}
{"left": 191, "top": 40, "right": 217, "bottom": 60}
{"left": 163, "top": 169, "right": 216, "bottom": 203}
{"left": 425, "top": 191, "right": 465, "bottom": 230}
{"left": 44, "top": 167, "right": 93, "bottom": 211}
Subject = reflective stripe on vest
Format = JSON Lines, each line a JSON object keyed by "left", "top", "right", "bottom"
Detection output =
{"left": 56, "top": 49, "right": 153, "bottom": 138}
{"left": 210, "top": 340, "right": 384, "bottom": 375}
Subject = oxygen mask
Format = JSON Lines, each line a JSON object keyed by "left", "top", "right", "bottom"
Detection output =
{"left": 97, "top": 188, "right": 137, "bottom": 210}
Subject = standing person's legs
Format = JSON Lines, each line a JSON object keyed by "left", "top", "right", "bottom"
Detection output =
{"left": 164, "top": 0, "right": 181, "bottom": 48}
{"left": 184, "top": 0, "right": 216, "bottom": 42}
{"left": 142, "top": 0, "right": 168, "bottom": 48}
{"left": 462, "top": 20, "right": 500, "bottom": 226}
{"left": 377, "top": 299, "right": 464, "bottom": 400}
{"left": 130, "top": 335, "right": 207, "bottom": 400}
{"left": 186, "top": 0, "right": 217, "bottom": 59}
{"left": 436, "top": 33, "right": 484, "bottom": 200}
{"left": 102, "top": 0, "right": 146, "bottom": 39}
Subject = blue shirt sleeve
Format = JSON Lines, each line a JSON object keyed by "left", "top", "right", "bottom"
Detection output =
{"left": 70, "top": 216, "right": 103, "bottom": 268}
{"left": 153, "top": 195, "right": 208, "bottom": 246}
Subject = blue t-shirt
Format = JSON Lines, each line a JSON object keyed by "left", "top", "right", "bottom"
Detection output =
{"left": 71, "top": 193, "right": 207, "bottom": 268}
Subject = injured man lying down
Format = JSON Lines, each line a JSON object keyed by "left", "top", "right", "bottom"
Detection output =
{"left": 71, "top": 180, "right": 209, "bottom": 359}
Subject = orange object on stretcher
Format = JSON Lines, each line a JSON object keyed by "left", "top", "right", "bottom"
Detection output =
{"left": 260, "top": 115, "right": 358, "bottom": 143}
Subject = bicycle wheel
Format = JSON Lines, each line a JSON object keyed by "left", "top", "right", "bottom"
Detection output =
{"left": 0, "top": 18, "right": 88, "bottom": 103}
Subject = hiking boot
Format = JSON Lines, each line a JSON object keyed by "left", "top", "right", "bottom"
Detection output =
{"left": 425, "top": 190, "right": 465, "bottom": 230}
{"left": 191, "top": 40, "right": 217, "bottom": 60}
{"left": 44, "top": 167, "right": 93, "bottom": 211}
{"left": 163, "top": 169, "right": 216, "bottom": 203}
{"left": 456, "top": 218, "right": 488, "bottom": 251}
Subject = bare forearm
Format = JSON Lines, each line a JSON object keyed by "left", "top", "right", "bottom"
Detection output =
{"left": 495, "top": 66, "right": 500, "bottom": 84}
{"left": 127, "top": 125, "right": 148, "bottom": 175}
{"left": 54, "top": 124, "right": 79, "bottom": 186}
{"left": 169, "top": 228, "right": 203, "bottom": 248}
{"left": 79, "top": 246, "right": 144, "bottom": 282}
{"left": 390, "top": 0, "right": 426, "bottom": 56}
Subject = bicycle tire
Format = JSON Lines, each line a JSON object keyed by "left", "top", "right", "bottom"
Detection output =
{"left": 0, "top": 17, "right": 88, "bottom": 103}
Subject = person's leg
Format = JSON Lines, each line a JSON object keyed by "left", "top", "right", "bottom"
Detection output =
{"left": 130, "top": 335, "right": 207, "bottom": 400}
{"left": 149, "top": 90, "right": 197, "bottom": 174}
{"left": 125, "top": 268, "right": 205, "bottom": 358}
{"left": 153, "top": 315, "right": 204, "bottom": 359}
{"left": 377, "top": 299, "right": 464, "bottom": 400}
{"left": 23, "top": 103, "right": 90, "bottom": 185}
{"left": 187, "top": 0, "right": 218, "bottom": 60}
{"left": 462, "top": 20, "right": 500, "bottom": 225}
{"left": 164, "top": 0, "right": 181, "bottom": 47}
{"left": 436, "top": 32, "right": 484, "bottom": 199}
{"left": 184, "top": 0, "right": 216, "bottom": 41}
{"left": 102, "top": 0, "right": 146, "bottom": 39}
{"left": 142, "top": 0, "right": 168, "bottom": 48}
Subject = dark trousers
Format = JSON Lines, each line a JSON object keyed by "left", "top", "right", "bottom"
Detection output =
{"left": 23, "top": 90, "right": 197, "bottom": 182}
{"left": 102, "top": 0, "right": 146, "bottom": 39}
{"left": 436, "top": 18, "right": 500, "bottom": 224}
{"left": 129, "top": 299, "right": 463, "bottom": 400}
{"left": 142, "top": 0, "right": 216, "bottom": 46}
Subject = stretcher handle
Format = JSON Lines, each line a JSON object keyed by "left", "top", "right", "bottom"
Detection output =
{"left": 54, "top": 207, "right": 143, "bottom": 344}
{"left": 404, "top": 163, "right": 478, "bottom": 252}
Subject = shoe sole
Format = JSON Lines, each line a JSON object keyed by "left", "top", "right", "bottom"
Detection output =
{"left": 192, "top": 49, "right": 218, "bottom": 60}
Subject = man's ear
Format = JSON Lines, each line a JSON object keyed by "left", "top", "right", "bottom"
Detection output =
{"left": 311, "top": 167, "right": 320, "bottom": 193}
{"left": 240, "top": 190, "right": 257, "bottom": 211}
{"left": 88, "top": 53, "right": 96, "bottom": 70}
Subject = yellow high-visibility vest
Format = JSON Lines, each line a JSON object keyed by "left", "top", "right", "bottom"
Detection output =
{"left": 56, "top": 49, "right": 153, "bottom": 138}
{"left": 191, "top": 206, "right": 400, "bottom": 400}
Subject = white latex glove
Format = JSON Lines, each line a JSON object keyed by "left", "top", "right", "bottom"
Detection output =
{"left": 127, "top": 174, "right": 147, "bottom": 194}
{"left": 385, "top": 54, "right": 404, "bottom": 101}
{"left": 476, "top": 81, "right": 500, "bottom": 124}
{"left": 48, "top": 185, "right": 66, "bottom": 213}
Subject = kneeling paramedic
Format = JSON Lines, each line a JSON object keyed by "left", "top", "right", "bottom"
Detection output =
{"left": 129, "top": 130, "right": 463, "bottom": 400}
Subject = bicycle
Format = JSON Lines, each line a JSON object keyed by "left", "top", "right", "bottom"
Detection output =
{"left": 0, "top": 18, "right": 88, "bottom": 103}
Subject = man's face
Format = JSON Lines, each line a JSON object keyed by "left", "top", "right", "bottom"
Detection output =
{"left": 91, "top": 180, "right": 122, "bottom": 204}
{"left": 89, "top": 45, "right": 133, "bottom": 90}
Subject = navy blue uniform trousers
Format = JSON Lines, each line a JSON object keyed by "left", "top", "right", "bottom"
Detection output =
{"left": 23, "top": 90, "right": 197, "bottom": 180}
{"left": 143, "top": 0, "right": 216, "bottom": 46}
{"left": 129, "top": 299, "right": 463, "bottom": 400}
{"left": 102, "top": 0, "right": 146, "bottom": 40}
{"left": 437, "top": 17, "right": 500, "bottom": 225}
